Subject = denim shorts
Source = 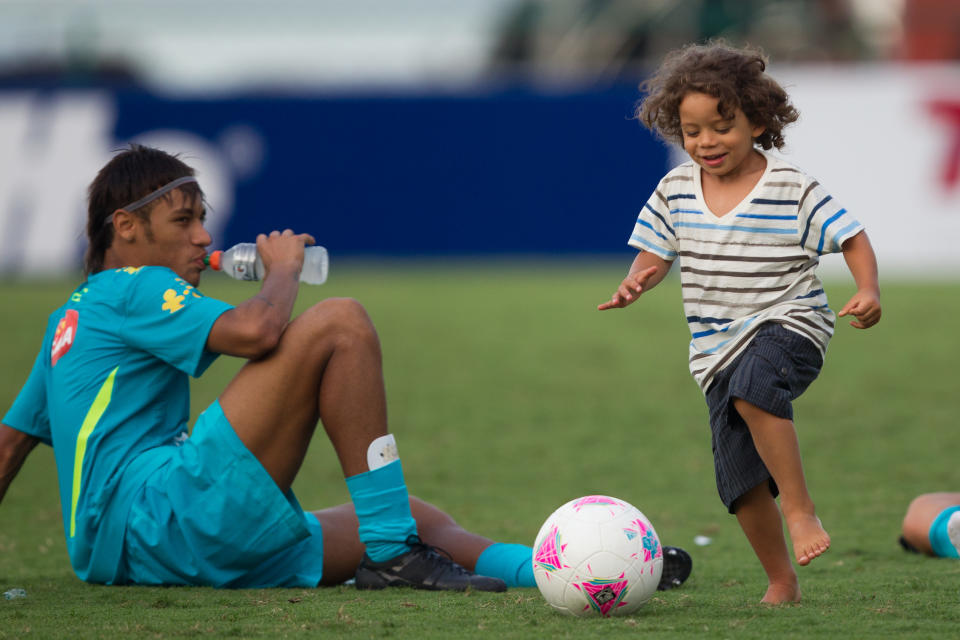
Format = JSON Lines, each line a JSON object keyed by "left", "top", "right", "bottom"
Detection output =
{"left": 705, "top": 323, "right": 824, "bottom": 513}
{"left": 119, "top": 400, "right": 325, "bottom": 587}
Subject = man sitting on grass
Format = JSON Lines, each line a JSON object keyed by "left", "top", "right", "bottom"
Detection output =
{"left": 0, "top": 145, "right": 526, "bottom": 590}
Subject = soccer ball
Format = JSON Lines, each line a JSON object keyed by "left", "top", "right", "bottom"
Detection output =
{"left": 532, "top": 495, "right": 663, "bottom": 617}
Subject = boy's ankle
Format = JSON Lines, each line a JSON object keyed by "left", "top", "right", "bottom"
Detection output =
{"left": 780, "top": 497, "right": 817, "bottom": 520}
{"left": 762, "top": 580, "right": 801, "bottom": 604}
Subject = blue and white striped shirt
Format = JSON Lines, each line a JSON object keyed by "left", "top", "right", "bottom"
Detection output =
{"left": 629, "top": 151, "right": 863, "bottom": 392}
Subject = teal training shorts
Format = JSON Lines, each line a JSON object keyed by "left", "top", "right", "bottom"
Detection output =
{"left": 929, "top": 505, "right": 960, "bottom": 559}
{"left": 119, "top": 400, "right": 325, "bottom": 587}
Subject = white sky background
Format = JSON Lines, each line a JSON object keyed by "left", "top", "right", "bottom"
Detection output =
{"left": 0, "top": 0, "right": 905, "bottom": 92}
{"left": 0, "top": 0, "right": 517, "bottom": 91}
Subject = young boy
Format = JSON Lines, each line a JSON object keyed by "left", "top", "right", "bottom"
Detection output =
{"left": 598, "top": 41, "right": 881, "bottom": 604}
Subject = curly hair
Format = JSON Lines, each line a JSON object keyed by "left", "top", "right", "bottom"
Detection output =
{"left": 637, "top": 40, "right": 799, "bottom": 150}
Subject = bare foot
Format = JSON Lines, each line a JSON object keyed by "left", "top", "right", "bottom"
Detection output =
{"left": 787, "top": 513, "right": 831, "bottom": 565}
{"left": 761, "top": 581, "right": 801, "bottom": 604}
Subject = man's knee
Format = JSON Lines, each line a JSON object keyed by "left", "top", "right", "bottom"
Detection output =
{"left": 293, "top": 297, "right": 379, "bottom": 351}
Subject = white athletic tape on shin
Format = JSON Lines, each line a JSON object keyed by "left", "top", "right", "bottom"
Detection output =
{"left": 367, "top": 434, "right": 399, "bottom": 471}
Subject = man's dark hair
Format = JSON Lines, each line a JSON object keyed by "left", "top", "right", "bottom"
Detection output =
{"left": 637, "top": 40, "right": 799, "bottom": 151}
{"left": 84, "top": 144, "right": 203, "bottom": 275}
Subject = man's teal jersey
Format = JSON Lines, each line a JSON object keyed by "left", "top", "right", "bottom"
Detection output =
{"left": 3, "top": 266, "right": 232, "bottom": 582}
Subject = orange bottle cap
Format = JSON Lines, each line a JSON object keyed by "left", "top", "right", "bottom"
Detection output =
{"left": 208, "top": 250, "right": 222, "bottom": 271}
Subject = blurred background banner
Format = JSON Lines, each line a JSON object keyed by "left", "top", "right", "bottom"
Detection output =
{"left": 0, "top": 86, "right": 668, "bottom": 273}
{"left": 0, "top": 0, "right": 957, "bottom": 276}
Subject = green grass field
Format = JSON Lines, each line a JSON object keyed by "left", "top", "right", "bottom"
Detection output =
{"left": 1, "top": 260, "right": 958, "bottom": 639}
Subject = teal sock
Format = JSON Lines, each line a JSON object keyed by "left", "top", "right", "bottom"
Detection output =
{"left": 475, "top": 543, "right": 535, "bottom": 587}
{"left": 344, "top": 460, "right": 417, "bottom": 562}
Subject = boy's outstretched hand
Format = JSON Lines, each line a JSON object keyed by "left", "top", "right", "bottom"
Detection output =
{"left": 598, "top": 265, "right": 661, "bottom": 310}
{"left": 837, "top": 289, "right": 881, "bottom": 329}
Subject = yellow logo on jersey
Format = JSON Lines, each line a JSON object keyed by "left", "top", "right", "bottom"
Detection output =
{"left": 162, "top": 289, "right": 185, "bottom": 314}
{"left": 175, "top": 278, "right": 204, "bottom": 299}
{"left": 120, "top": 267, "right": 142, "bottom": 275}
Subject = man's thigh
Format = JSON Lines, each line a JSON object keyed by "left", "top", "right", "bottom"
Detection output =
{"left": 219, "top": 298, "right": 373, "bottom": 489}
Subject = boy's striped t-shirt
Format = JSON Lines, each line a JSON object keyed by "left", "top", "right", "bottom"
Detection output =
{"left": 629, "top": 150, "right": 863, "bottom": 392}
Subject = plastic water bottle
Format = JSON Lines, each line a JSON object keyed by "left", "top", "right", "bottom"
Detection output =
{"left": 3, "top": 588, "right": 27, "bottom": 600}
{"left": 206, "top": 243, "right": 328, "bottom": 285}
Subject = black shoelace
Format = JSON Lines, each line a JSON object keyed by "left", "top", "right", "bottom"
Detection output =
{"left": 403, "top": 535, "right": 471, "bottom": 575}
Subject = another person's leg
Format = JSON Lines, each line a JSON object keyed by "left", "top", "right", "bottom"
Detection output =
{"left": 733, "top": 482, "right": 800, "bottom": 604}
{"left": 314, "top": 498, "right": 528, "bottom": 588}
{"left": 733, "top": 399, "right": 830, "bottom": 567}
{"left": 901, "top": 492, "right": 960, "bottom": 556}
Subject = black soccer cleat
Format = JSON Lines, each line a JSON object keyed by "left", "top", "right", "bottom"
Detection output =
{"left": 355, "top": 535, "right": 507, "bottom": 592}
{"left": 657, "top": 546, "right": 692, "bottom": 591}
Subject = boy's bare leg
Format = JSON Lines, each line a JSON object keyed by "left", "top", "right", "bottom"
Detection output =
{"left": 734, "top": 483, "right": 801, "bottom": 604}
{"left": 733, "top": 398, "right": 830, "bottom": 566}
{"left": 219, "top": 298, "right": 387, "bottom": 490}
{"left": 314, "top": 497, "right": 495, "bottom": 585}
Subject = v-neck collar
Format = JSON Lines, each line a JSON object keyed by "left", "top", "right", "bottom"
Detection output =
{"left": 693, "top": 149, "right": 773, "bottom": 220}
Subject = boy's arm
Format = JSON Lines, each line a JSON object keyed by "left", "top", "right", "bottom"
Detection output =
{"left": 0, "top": 424, "right": 39, "bottom": 505}
{"left": 206, "top": 230, "right": 314, "bottom": 359}
{"left": 838, "top": 230, "right": 881, "bottom": 329}
{"left": 598, "top": 251, "right": 672, "bottom": 310}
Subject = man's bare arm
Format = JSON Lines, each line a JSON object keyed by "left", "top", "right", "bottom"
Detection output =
{"left": 0, "top": 424, "right": 39, "bottom": 504}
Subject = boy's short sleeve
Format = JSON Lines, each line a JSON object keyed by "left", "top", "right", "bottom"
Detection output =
{"left": 627, "top": 182, "right": 679, "bottom": 261}
{"left": 119, "top": 268, "right": 234, "bottom": 377}
{"left": 3, "top": 348, "right": 52, "bottom": 445}
{"left": 798, "top": 179, "right": 864, "bottom": 255}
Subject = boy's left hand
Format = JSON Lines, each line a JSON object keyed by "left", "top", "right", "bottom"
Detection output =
{"left": 838, "top": 290, "right": 881, "bottom": 329}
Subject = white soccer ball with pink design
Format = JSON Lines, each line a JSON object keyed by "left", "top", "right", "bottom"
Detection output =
{"left": 532, "top": 495, "right": 663, "bottom": 617}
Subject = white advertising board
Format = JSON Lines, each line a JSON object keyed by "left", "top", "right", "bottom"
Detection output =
{"left": 772, "top": 65, "right": 960, "bottom": 278}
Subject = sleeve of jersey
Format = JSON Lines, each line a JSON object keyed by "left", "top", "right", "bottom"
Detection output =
{"left": 798, "top": 180, "right": 864, "bottom": 256}
{"left": 626, "top": 187, "right": 678, "bottom": 261}
{"left": 3, "top": 349, "right": 52, "bottom": 445}
{"left": 120, "top": 268, "right": 234, "bottom": 377}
